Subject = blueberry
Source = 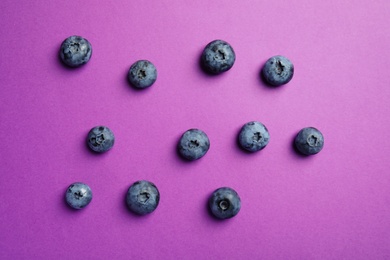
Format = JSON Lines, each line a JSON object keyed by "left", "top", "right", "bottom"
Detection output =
{"left": 60, "top": 36, "right": 92, "bottom": 67}
{"left": 201, "top": 40, "right": 236, "bottom": 74}
{"left": 65, "top": 182, "right": 93, "bottom": 209}
{"left": 126, "top": 180, "right": 160, "bottom": 215}
{"left": 262, "top": 55, "right": 294, "bottom": 86}
{"left": 209, "top": 187, "right": 241, "bottom": 219}
{"left": 87, "top": 126, "right": 115, "bottom": 153}
{"left": 127, "top": 60, "right": 157, "bottom": 89}
{"left": 294, "top": 127, "right": 324, "bottom": 155}
{"left": 178, "top": 129, "right": 210, "bottom": 161}
{"left": 238, "top": 121, "right": 270, "bottom": 152}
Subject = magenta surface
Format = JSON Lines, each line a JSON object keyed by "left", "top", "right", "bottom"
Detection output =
{"left": 1, "top": 0, "right": 390, "bottom": 259}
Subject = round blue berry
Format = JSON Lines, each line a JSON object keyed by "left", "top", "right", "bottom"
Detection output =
{"left": 65, "top": 182, "right": 93, "bottom": 209}
{"left": 209, "top": 187, "right": 241, "bottom": 220}
{"left": 262, "top": 55, "right": 294, "bottom": 86}
{"left": 201, "top": 40, "right": 236, "bottom": 74}
{"left": 87, "top": 126, "right": 115, "bottom": 153}
{"left": 126, "top": 180, "right": 160, "bottom": 215}
{"left": 60, "top": 36, "right": 92, "bottom": 67}
{"left": 294, "top": 127, "right": 324, "bottom": 155}
{"left": 127, "top": 60, "right": 157, "bottom": 89}
{"left": 238, "top": 121, "right": 270, "bottom": 152}
{"left": 178, "top": 129, "right": 210, "bottom": 161}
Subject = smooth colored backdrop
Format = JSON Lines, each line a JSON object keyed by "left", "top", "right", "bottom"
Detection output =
{"left": 1, "top": 0, "right": 389, "bottom": 259}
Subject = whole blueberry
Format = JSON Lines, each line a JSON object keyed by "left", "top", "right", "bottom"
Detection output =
{"left": 65, "top": 182, "right": 93, "bottom": 209}
{"left": 87, "top": 126, "right": 115, "bottom": 153}
{"left": 178, "top": 129, "right": 210, "bottom": 161}
{"left": 209, "top": 187, "right": 241, "bottom": 220}
{"left": 126, "top": 180, "right": 160, "bottom": 215}
{"left": 294, "top": 127, "right": 324, "bottom": 155}
{"left": 127, "top": 60, "right": 157, "bottom": 89}
{"left": 201, "top": 40, "right": 236, "bottom": 74}
{"left": 238, "top": 121, "right": 270, "bottom": 152}
{"left": 60, "top": 36, "right": 92, "bottom": 67}
{"left": 262, "top": 55, "right": 294, "bottom": 86}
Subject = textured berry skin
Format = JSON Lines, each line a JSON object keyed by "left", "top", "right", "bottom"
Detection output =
{"left": 262, "top": 55, "right": 294, "bottom": 86}
{"left": 238, "top": 121, "right": 270, "bottom": 152}
{"left": 294, "top": 127, "right": 324, "bottom": 155}
{"left": 126, "top": 180, "right": 160, "bottom": 215}
{"left": 127, "top": 60, "right": 157, "bottom": 89}
{"left": 65, "top": 182, "right": 93, "bottom": 209}
{"left": 201, "top": 40, "right": 236, "bottom": 74}
{"left": 209, "top": 187, "right": 241, "bottom": 220}
{"left": 178, "top": 129, "right": 210, "bottom": 161}
{"left": 60, "top": 36, "right": 92, "bottom": 67}
{"left": 87, "top": 126, "right": 115, "bottom": 153}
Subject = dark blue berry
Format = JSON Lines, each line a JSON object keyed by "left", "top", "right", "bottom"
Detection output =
{"left": 126, "top": 180, "right": 160, "bottom": 215}
{"left": 178, "top": 129, "right": 210, "bottom": 161}
{"left": 60, "top": 36, "right": 92, "bottom": 67}
{"left": 262, "top": 55, "right": 294, "bottom": 86}
{"left": 65, "top": 182, "right": 93, "bottom": 209}
{"left": 209, "top": 187, "right": 241, "bottom": 220}
{"left": 201, "top": 40, "right": 236, "bottom": 74}
{"left": 87, "top": 126, "right": 115, "bottom": 153}
{"left": 127, "top": 60, "right": 157, "bottom": 89}
{"left": 238, "top": 121, "right": 270, "bottom": 152}
{"left": 294, "top": 127, "right": 324, "bottom": 155}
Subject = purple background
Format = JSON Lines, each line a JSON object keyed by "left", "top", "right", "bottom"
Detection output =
{"left": 1, "top": 0, "right": 390, "bottom": 259}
